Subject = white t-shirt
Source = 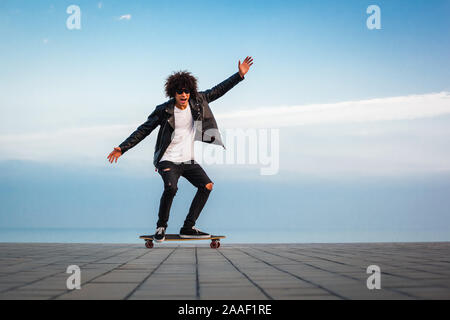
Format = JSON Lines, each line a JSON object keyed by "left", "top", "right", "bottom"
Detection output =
{"left": 160, "top": 104, "right": 195, "bottom": 163}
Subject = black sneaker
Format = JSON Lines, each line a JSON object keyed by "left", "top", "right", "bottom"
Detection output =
{"left": 154, "top": 227, "right": 166, "bottom": 242}
{"left": 180, "top": 226, "right": 210, "bottom": 238}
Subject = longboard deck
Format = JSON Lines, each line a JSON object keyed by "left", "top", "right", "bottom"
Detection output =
{"left": 140, "top": 234, "right": 225, "bottom": 241}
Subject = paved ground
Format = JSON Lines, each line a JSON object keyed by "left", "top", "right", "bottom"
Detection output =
{"left": 0, "top": 242, "right": 449, "bottom": 300}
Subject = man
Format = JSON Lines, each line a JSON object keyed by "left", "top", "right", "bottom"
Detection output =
{"left": 107, "top": 56, "right": 253, "bottom": 242}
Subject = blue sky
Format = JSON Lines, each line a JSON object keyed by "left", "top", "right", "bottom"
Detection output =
{"left": 1, "top": 0, "right": 449, "bottom": 132}
{"left": 0, "top": 0, "right": 450, "bottom": 242}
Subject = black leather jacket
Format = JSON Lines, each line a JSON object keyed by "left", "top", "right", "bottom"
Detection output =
{"left": 118, "top": 72, "right": 245, "bottom": 167}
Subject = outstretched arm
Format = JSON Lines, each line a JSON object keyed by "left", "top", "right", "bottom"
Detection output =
{"left": 107, "top": 108, "right": 161, "bottom": 163}
{"left": 202, "top": 56, "right": 253, "bottom": 103}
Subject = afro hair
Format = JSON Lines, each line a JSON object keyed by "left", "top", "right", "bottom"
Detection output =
{"left": 164, "top": 70, "right": 199, "bottom": 98}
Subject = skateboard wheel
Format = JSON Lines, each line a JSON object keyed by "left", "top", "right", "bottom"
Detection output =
{"left": 217, "top": 241, "right": 221, "bottom": 248}
{"left": 210, "top": 240, "right": 218, "bottom": 249}
{"left": 145, "top": 240, "right": 154, "bottom": 249}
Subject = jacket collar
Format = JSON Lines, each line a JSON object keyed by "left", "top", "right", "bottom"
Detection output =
{"left": 165, "top": 97, "right": 200, "bottom": 112}
{"left": 165, "top": 98, "right": 175, "bottom": 115}
{"left": 164, "top": 97, "right": 200, "bottom": 129}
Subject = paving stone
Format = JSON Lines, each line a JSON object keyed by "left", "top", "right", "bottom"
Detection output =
{"left": 92, "top": 271, "right": 150, "bottom": 283}
{"left": 0, "top": 242, "right": 449, "bottom": 299}
{"left": 56, "top": 283, "right": 138, "bottom": 300}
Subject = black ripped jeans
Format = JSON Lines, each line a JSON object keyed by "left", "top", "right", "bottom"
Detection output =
{"left": 156, "top": 160, "right": 213, "bottom": 229}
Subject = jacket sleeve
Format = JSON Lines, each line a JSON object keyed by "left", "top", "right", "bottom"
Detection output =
{"left": 118, "top": 107, "right": 161, "bottom": 154}
{"left": 201, "top": 72, "right": 244, "bottom": 103}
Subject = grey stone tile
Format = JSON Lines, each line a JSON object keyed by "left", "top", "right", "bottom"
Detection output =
{"left": 0, "top": 242, "right": 449, "bottom": 299}
{"left": 93, "top": 271, "right": 150, "bottom": 283}
{"left": 56, "top": 283, "right": 138, "bottom": 300}
{"left": 395, "top": 287, "right": 450, "bottom": 299}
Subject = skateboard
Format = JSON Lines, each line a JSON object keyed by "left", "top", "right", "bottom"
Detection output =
{"left": 139, "top": 234, "right": 225, "bottom": 249}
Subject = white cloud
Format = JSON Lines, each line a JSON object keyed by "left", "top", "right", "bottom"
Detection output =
{"left": 118, "top": 14, "right": 132, "bottom": 21}
{"left": 98, "top": 2, "right": 103, "bottom": 9}
{"left": 216, "top": 92, "right": 450, "bottom": 128}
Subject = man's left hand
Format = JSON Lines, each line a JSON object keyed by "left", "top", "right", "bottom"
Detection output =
{"left": 238, "top": 56, "right": 253, "bottom": 78}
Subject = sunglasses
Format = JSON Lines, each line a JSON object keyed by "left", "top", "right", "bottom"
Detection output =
{"left": 176, "top": 88, "right": 190, "bottom": 95}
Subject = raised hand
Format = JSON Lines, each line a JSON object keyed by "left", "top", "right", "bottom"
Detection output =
{"left": 238, "top": 56, "right": 254, "bottom": 78}
{"left": 107, "top": 147, "right": 122, "bottom": 163}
